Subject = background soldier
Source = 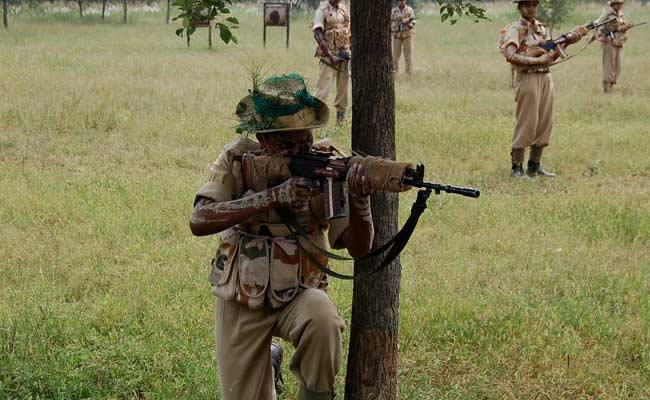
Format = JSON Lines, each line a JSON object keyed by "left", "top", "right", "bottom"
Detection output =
{"left": 312, "top": 0, "right": 351, "bottom": 125}
{"left": 596, "top": 0, "right": 630, "bottom": 93}
{"left": 190, "top": 74, "right": 373, "bottom": 400}
{"left": 499, "top": 0, "right": 585, "bottom": 178}
{"left": 391, "top": 0, "right": 416, "bottom": 78}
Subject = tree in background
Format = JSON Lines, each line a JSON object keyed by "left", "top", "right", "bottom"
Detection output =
{"left": 173, "top": 0, "right": 239, "bottom": 48}
{"left": 537, "top": 0, "right": 576, "bottom": 35}
{"left": 3, "top": 0, "right": 8, "bottom": 29}
{"left": 345, "top": 0, "right": 487, "bottom": 398}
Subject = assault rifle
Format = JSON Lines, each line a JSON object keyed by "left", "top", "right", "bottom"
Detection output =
{"left": 529, "top": 17, "right": 616, "bottom": 58}
{"left": 396, "top": 17, "right": 415, "bottom": 33}
{"left": 243, "top": 145, "right": 479, "bottom": 280}
{"left": 603, "top": 21, "right": 647, "bottom": 39}
{"left": 244, "top": 145, "right": 480, "bottom": 220}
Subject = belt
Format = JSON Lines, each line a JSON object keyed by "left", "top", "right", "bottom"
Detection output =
{"left": 522, "top": 68, "right": 550, "bottom": 74}
{"left": 241, "top": 222, "right": 316, "bottom": 237}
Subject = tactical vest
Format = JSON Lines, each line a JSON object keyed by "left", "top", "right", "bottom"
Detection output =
{"left": 208, "top": 140, "right": 333, "bottom": 310}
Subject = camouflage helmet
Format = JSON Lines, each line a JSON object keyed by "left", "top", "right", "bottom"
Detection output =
{"left": 235, "top": 73, "right": 329, "bottom": 134}
{"left": 512, "top": 0, "right": 539, "bottom": 3}
{"left": 609, "top": 0, "right": 624, "bottom": 4}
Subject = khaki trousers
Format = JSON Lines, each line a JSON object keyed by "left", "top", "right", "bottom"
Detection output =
{"left": 512, "top": 72, "right": 554, "bottom": 150}
{"left": 215, "top": 288, "right": 345, "bottom": 400}
{"left": 392, "top": 35, "right": 413, "bottom": 76}
{"left": 315, "top": 59, "right": 349, "bottom": 113}
{"left": 602, "top": 42, "right": 623, "bottom": 84}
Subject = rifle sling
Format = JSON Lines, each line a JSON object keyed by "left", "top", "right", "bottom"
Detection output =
{"left": 276, "top": 189, "right": 431, "bottom": 280}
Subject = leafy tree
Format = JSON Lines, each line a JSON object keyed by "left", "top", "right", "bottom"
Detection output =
{"left": 537, "top": 0, "right": 576, "bottom": 35}
{"left": 173, "top": 0, "right": 239, "bottom": 48}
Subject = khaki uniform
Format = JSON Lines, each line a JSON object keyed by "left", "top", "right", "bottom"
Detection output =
{"left": 195, "top": 137, "right": 354, "bottom": 400}
{"left": 500, "top": 17, "right": 554, "bottom": 162}
{"left": 312, "top": 1, "right": 351, "bottom": 113}
{"left": 391, "top": 5, "right": 416, "bottom": 77}
{"left": 596, "top": 6, "right": 627, "bottom": 88}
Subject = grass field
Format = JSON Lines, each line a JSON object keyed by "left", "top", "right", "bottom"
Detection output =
{"left": 1, "top": 2, "right": 650, "bottom": 399}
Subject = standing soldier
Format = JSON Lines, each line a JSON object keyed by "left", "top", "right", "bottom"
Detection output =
{"left": 391, "top": 0, "right": 416, "bottom": 78}
{"left": 499, "top": 0, "right": 586, "bottom": 178}
{"left": 312, "top": 0, "right": 351, "bottom": 125}
{"left": 190, "top": 73, "right": 374, "bottom": 400}
{"left": 596, "top": 0, "right": 630, "bottom": 93}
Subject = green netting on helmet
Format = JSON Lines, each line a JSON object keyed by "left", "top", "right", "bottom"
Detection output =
{"left": 251, "top": 73, "right": 318, "bottom": 119}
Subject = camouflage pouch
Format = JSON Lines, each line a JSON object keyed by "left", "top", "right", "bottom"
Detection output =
{"left": 267, "top": 238, "right": 302, "bottom": 308}
{"left": 208, "top": 228, "right": 240, "bottom": 301}
{"left": 236, "top": 236, "right": 270, "bottom": 310}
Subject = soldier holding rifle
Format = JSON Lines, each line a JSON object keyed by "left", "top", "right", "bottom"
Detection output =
{"left": 191, "top": 72, "right": 480, "bottom": 399}
{"left": 391, "top": 0, "right": 416, "bottom": 78}
{"left": 499, "top": 0, "right": 588, "bottom": 178}
{"left": 190, "top": 74, "right": 372, "bottom": 400}
{"left": 595, "top": 0, "right": 637, "bottom": 93}
{"left": 311, "top": 0, "right": 351, "bottom": 125}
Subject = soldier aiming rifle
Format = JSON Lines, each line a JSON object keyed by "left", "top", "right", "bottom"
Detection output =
{"left": 190, "top": 73, "right": 479, "bottom": 399}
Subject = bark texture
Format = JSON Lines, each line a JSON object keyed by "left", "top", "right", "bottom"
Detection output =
{"left": 344, "top": 0, "right": 400, "bottom": 399}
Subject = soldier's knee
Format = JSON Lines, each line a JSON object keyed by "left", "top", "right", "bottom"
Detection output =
{"left": 298, "top": 289, "right": 345, "bottom": 337}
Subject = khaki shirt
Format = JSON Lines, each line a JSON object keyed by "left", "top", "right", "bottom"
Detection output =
{"left": 391, "top": 6, "right": 416, "bottom": 38}
{"left": 195, "top": 137, "right": 352, "bottom": 309}
{"left": 312, "top": 1, "right": 351, "bottom": 57}
{"left": 596, "top": 7, "right": 627, "bottom": 47}
{"left": 500, "top": 17, "right": 550, "bottom": 72}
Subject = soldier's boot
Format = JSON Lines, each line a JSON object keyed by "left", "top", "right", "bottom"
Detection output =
{"left": 510, "top": 148, "right": 527, "bottom": 178}
{"left": 298, "top": 386, "right": 336, "bottom": 400}
{"left": 527, "top": 146, "right": 556, "bottom": 178}
{"left": 512, "top": 163, "right": 526, "bottom": 177}
{"left": 527, "top": 161, "right": 556, "bottom": 178}
{"left": 603, "top": 81, "right": 612, "bottom": 93}
{"left": 336, "top": 111, "right": 346, "bottom": 125}
{"left": 271, "top": 341, "right": 285, "bottom": 395}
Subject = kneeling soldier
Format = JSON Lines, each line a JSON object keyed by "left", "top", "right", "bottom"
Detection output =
{"left": 190, "top": 73, "right": 374, "bottom": 400}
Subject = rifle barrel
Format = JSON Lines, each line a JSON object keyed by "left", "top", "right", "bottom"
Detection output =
{"left": 409, "top": 181, "right": 481, "bottom": 198}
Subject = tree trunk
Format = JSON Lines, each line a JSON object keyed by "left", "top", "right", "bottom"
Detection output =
{"left": 78, "top": 0, "right": 83, "bottom": 18}
{"left": 208, "top": 23, "right": 213, "bottom": 49}
{"left": 345, "top": 0, "right": 400, "bottom": 400}
{"left": 2, "top": 0, "right": 8, "bottom": 30}
{"left": 101, "top": 0, "right": 106, "bottom": 21}
{"left": 123, "top": 0, "right": 127, "bottom": 23}
{"left": 166, "top": 0, "right": 171, "bottom": 24}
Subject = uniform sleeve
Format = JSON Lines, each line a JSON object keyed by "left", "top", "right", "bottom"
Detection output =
{"left": 312, "top": 6, "right": 325, "bottom": 31}
{"left": 194, "top": 150, "right": 237, "bottom": 205}
{"left": 501, "top": 25, "right": 520, "bottom": 49}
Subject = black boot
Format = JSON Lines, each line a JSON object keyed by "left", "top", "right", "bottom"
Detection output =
{"left": 336, "top": 111, "right": 345, "bottom": 125}
{"left": 511, "top": 163, "right": 526, "bottom": 178}
{"left": 527, "top": 161, "right": 556, "bottom": 178}
{"left": 271, "top": 341, "right": 285, "bottom": 395}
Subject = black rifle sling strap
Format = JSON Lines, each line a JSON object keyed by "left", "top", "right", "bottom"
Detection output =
{"left": 276, "top": 189, "right": 432, "bottom": 280}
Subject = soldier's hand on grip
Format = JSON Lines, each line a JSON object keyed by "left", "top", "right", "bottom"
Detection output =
{"left": 347, "top": 163, "right": 372, "bottom": 198}
{"left": 273, "top": 177, "right": 312, "bottom": 213}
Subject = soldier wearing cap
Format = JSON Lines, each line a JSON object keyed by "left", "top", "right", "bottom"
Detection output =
{"left": 190, "top": 73, "right": 374, "bottom": 400}
{"left": 311, "top": 0, "right": 351, "bottom": 125}
{"left": 391, "top": 0, "right": 416, "bottom": 78}
{"left": 499, "top": 0, "right": 586, "bottom": 177}
{"left": 595, "top": 0, "right": 629, "bottom": 92}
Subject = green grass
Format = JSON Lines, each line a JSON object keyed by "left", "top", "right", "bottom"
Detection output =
{"left": 1, "top": 3, "right": 650, "bottom": 399}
